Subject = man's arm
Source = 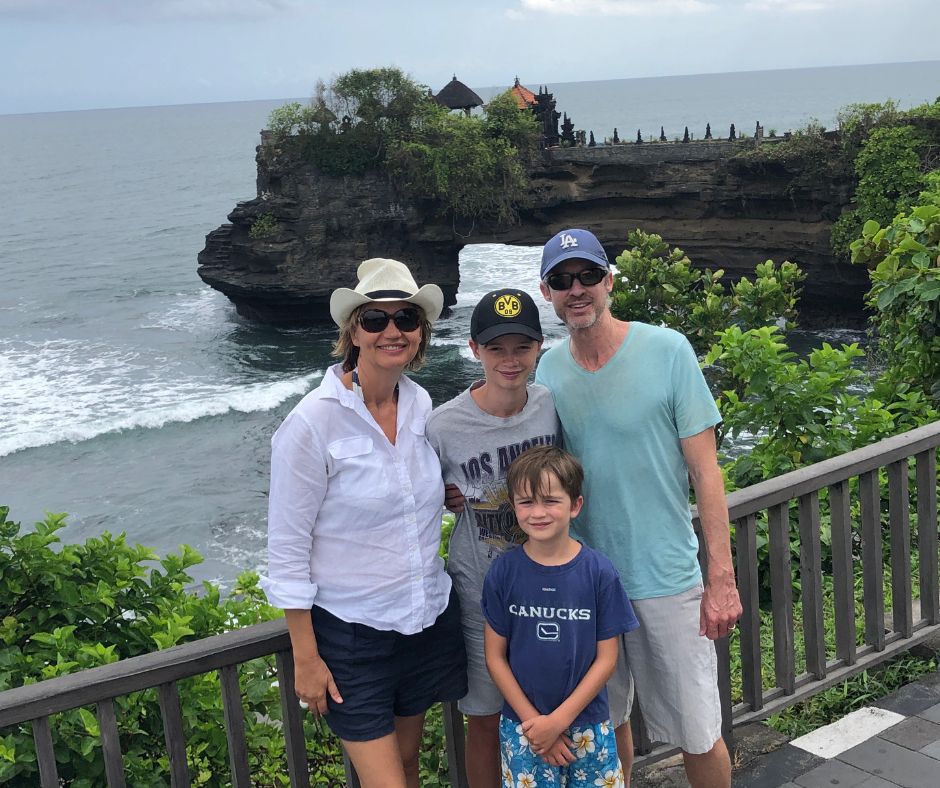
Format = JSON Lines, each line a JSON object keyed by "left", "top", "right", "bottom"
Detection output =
{"left": 443, "top": 483, "right": 466, "bottom": 514}
{"left": 681, "top": 427, "right": 743, "bottom": 640}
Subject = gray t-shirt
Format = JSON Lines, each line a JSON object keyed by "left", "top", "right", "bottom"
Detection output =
{"left": 426, "top": 382, "right": 560, "bottom": 613}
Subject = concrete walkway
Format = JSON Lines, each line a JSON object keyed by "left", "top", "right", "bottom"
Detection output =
{"left": 632, "top": 668, "right": 940, "bottom": 787}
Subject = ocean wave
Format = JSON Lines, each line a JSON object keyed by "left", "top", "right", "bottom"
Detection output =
{"left": 141, "top": 288, "right": 230, "bottom": 331}
{"left": 1, "top": 374, "right": 319, "bottom": 457}
{"left": 1, "top": 338, "right": 320, "bottom": 457}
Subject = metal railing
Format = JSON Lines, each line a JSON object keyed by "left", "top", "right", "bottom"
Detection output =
{"left": 1, "top": 421, "right": 938, "bottom": 786}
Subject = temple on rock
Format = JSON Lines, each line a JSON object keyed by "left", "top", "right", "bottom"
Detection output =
{"left": 507, "top": 77, "right": 563, "bottom": 147}
{"left": 433, "top": 76, "right": 483, "bottom": 116}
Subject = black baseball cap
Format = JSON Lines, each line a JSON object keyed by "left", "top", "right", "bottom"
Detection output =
{"left": 470, "top": 288, "right": 543, "bottom": 344}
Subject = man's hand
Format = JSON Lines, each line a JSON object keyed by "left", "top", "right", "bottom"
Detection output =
{"left": 699, "top": 570, "right": 742, "bottom": 640}
{"left": 521, "top": 713, "right": 567, "bottom": 754}
{"left": 444, "top": 483, "right": 466, "bottom": 514}
{"left": 294, "top": 655, "right": 343, "bottom": 715}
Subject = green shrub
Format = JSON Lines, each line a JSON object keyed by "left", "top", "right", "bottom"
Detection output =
{"left": 387, "top": 97, "right": 537, "bottom": 223}
{"left": 851, "top": 172, "right": 940, "bottom": 402}
{"left": 0, "top": 510, "right": 340, "bottom": 786}
{"left": 729, "top": 120, "right": 848, "bottom": 195}
{"left": 249, "top": 213, "right": 278, "bottom": 239}
{"left": 831, "top": 99, "right": 940, "bottom": 259}
{"left": 265, "top": 69, "right": 538, "bottom": 222}
{"left": 610, "top": 229, "right": 804, "bottom": 354}
{"left": 0, "top": 508, "right": 458, "bottom": 786}
{"left": 266, "top": 103, "right": 316, "bottom": 139}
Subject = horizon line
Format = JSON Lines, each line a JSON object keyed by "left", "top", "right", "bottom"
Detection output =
{"left": 2, "top": 58, "right": 938, "bottom": 119}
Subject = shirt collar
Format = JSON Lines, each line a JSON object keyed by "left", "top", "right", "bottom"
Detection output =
{"left": 318, "top": 363, "right": 416, "bottom": 415}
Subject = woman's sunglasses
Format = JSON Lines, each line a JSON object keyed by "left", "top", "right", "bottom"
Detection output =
{"left": 544, "top": 267, "right": 608, "bottom": 291}
{"left": 358, "top": 307, "right": 422, "bottom": 333}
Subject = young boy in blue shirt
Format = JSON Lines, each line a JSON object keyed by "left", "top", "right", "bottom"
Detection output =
{"left": 482, "top": 446, "right": 638, "bottom": 787}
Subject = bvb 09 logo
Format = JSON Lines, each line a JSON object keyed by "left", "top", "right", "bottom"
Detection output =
{"left": 494, "top": 294, "right": 522, "bottom": 317}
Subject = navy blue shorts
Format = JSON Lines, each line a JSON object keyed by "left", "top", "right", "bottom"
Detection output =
{"left": 311, "top": 590, "right": 468, "bottom": 742}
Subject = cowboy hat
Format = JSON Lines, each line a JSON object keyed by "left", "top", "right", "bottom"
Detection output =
{"left": 329, "top": 258, "right": 444, "bottom": 327}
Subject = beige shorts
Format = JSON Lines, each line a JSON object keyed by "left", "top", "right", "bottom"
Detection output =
{"left": 607, "top": 582, "right": 722, "bottom": 755}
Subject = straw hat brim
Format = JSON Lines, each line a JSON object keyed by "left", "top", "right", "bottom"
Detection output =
{"left": 329, "top": 283, "right": 444, "bottom": 327}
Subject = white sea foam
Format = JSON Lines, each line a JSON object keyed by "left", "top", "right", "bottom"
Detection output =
{"left": 1, "top": 338, "right": 319, "bottom": 457}
{"left": 142, "top": 289, "right": 229, "bottom": 331}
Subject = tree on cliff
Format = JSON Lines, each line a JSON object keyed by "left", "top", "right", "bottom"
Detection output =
{"left": 386, "top": 90, "right": 538, "bottom": 223}
{"left": 267, "top": 68, "right": 538, "bottom": 223}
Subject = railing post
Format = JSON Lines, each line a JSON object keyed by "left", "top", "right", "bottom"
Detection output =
{"left": 888, "top": 460, "right": 913, "bottom": 637}
{"left": 630, "top": 698, "right": 654, "bottom": 755}
{"left": 714, "top": 634, "right": 734, "bottom": 751}
{"left": 916, "top": 448, "right": 939, "bottom": 625}
{"left": 158, "top": 681, "right": 191, "bottom": 788}
{"left": 829, "top": 481, "right": 857, "bottom": 665}
{"left": 859, "top": 470, "right": 886, "bottom": 651}
{"left": 275, "top": 651, "right": 312, "bottom": 788}
{"left": 31, "top": 716, "right": 59, "bottom": 788}
{"left": 799, "top": 491, "right": 826, "bottom": 679}
{"left": 219, "top": 665, "right": 251, "bottom": 788}
{"left": 768, "top": 502, "right": 795, "bottom": 693}
{"left": 96, "top": 698, "right": 127, "bottom": 788}
{"left": 736, "top": 514, "right": 763, "bottom": 710}
{"left": 442, "top": 702, "right": 469, "bottom": 788}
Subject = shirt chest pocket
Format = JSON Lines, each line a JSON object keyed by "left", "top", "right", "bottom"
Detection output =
{"left": 327, "top": 436, "right": 391, "bottom": 500}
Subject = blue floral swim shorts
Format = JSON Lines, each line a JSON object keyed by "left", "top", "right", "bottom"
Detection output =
{"left": 499, "top": 716, "right": 624, "bottom": 787}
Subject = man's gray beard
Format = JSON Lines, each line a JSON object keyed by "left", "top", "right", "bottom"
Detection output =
{"left": 564, "top": 294, "right": 612, "bottom": 331}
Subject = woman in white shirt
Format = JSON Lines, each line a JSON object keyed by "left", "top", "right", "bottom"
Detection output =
{"left": 262, "top": 258, "right": 467, "bottom": 788}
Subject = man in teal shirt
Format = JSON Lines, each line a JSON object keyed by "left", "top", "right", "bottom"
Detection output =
{"left": 535, "top": 228, "right": 742, "bottom": 788}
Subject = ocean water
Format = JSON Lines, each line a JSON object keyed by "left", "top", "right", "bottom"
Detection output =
{"left": 2, "top": 62, "right": 935, "bottom": 585}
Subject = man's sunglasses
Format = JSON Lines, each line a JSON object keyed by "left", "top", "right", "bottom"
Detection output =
{"left": 358, "top": 307, "right": 422, "bottom": 333}
{"left": 544, "top": 267, "right": 608, "bottom": 291}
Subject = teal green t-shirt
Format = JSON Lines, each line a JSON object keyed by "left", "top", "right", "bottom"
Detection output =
{"left": 535, "top": 322, "right": 721, "bottom": 600}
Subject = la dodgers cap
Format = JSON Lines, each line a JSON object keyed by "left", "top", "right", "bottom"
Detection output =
{"left": 540, "top": 228, "right": 610, "bottom": 279}
{"left": 470, "top": 288, "right": 543, "bottom": 345}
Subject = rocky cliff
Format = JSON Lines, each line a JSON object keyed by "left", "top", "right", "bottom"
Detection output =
{"left": 197, "top": 135, "right": 865, "bottom": 325}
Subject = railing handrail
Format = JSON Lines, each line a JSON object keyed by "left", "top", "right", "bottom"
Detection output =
{"left": 0, "top": 618, "right": 290, "bottom": 727}
{"left": 713, "top": 420, "right": 940, "bottom": 522}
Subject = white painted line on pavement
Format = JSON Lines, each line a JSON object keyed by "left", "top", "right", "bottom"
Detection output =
{"left": 790, "top": 706, "right": 906, "bottom": 759}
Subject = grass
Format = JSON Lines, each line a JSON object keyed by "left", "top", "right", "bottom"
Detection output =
{"left": 766, "top": 650, "right": 938, "bottom": 737}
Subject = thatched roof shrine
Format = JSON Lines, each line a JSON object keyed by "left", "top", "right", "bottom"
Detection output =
{"left": 434, "top": 76, "right": 483, "bottom": 113}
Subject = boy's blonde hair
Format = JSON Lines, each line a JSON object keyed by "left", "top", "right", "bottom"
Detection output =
{"left": 507, "top": 445, "right": 584, "bottom": 503}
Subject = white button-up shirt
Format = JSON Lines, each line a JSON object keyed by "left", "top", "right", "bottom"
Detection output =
{"left": 261, "top": 364, "right": 450, "bottom": 635}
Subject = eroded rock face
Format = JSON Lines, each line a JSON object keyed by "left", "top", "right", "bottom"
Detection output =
{"left": 197, "top": 136, "right": 865, "bottom": 326}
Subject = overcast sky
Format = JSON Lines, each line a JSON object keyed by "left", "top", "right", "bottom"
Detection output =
{"left": 2, "top": 0, "right": 938, "bottom": 115}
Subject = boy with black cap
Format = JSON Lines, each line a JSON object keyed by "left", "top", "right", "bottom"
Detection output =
{"left": 426, "top": 288, "right": 560, "bottom": 788}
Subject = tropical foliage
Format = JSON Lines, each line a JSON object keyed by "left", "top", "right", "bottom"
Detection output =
{"left": 266, "top": 68, "right": 538, "bottom": 222}
{"left": 610, "top": 229, "right": 804, "bottom": 354}
{"left": 0, "top": 509, "right": 349, "bottom": 787}
{"left": 851, "top": 172, "right": 940, "bottom": 402}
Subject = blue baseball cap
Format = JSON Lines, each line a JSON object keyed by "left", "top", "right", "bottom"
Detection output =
{"left": 540, "top": 228, "right": 610, "bottom": 280}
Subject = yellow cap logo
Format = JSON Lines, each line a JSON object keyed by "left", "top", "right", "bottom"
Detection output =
{"left": 494, "top": 294, "right": 522, "bottom": 318}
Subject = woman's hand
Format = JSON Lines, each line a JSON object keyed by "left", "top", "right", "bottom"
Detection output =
{"left": 294, "top": 655, "right": 343, "bottom": 715}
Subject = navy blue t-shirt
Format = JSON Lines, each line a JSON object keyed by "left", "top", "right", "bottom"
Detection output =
{"left": 481, "top": 542, "right": 639, "bottom": 725}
